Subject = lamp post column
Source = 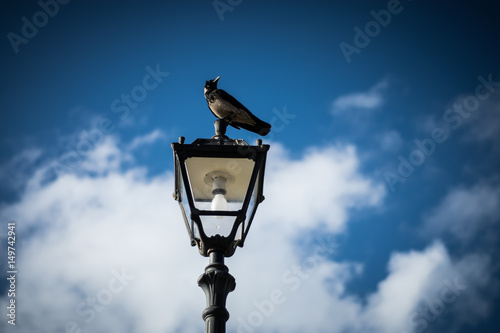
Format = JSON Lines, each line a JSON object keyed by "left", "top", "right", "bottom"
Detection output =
{"left": 198, "top": 250, "right": 236, "bottom": 333}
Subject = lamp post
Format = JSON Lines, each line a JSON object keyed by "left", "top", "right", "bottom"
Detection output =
{"left": 172, "top": 119, "right": 270, "bottom": 333}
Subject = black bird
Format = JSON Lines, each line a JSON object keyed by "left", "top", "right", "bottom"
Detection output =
{"left": 204, "top": 76, "right": 271, "bottom": 136}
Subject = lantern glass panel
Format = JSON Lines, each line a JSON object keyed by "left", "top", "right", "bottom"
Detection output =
{"left": 178, "top": 161, "right": 194, "bottom": 239}
{"left": 235, "top": 221, "right": 243, "bottom": 242}
{"left": 184, "top": 157, "right": 255, "bottom": 211}
{"left": 192, "top": 220, "right": 200, "bottom": 239}
{"left": 180, "top": 176, "right": 191, "bottom": 216}
{"left": 199, "top": 215, "right": 237, "bottom": 237}
{"left": 244, "top": 170, "right": 261, "bottom": 235}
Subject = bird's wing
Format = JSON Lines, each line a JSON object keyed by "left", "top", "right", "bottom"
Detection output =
{"left": 207, "top": 89, "right": 271, "bottom": 135}
{"left": 215, "top": 90, "right": 252, "bottom": 112}
{"left": 217, "top": 90, "right": 269, "bottom": 125}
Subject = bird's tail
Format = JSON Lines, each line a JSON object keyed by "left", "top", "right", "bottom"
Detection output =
{"left": 237, "top": 120, "right": 271, "bottom": 136}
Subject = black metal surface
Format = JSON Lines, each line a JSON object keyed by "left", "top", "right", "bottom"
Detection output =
{"left": 172, "top": 135, "right": 269, "bottom": 257}
{"left": 198, "top": 251, "right": 236, "bottom": 333}
{"left": 171, "top": 128, "right": 270, "bottom": 332}
{"left": 212, "top": 119, "right": 229, "bottom": 139}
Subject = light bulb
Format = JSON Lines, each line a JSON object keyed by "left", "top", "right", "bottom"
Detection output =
{"left": 211, "top": 176, "right": 228, "bottom": 212}
{"left": 211, "top": 176, "right": 228, "bottom": 221}
{"left": 211, "top": 193, "right": 228, "bottom": 211}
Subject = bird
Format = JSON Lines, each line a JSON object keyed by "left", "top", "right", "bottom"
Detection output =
{"left": 204, "top": 76, "right": 271, "bottom": 136}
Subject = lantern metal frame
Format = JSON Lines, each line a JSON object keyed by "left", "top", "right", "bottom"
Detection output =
{"left": 172, "top": 131, "right": 269, "bottom": 257}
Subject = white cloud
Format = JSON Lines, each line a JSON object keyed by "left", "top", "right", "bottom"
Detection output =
{"left": 77, "top": 136, "right": 133, "bottom": 175}
{"left": 0, "top": 135, "right": 495, "bottom": 333}
{"left": 419, "top": 89, "right": 500, "bottom": 152}
{"left": 446, "top": 253, "right": 496, "bottom": 331}
{"left": 361, "top": 241, "right": 495, "bottom": 333}
{"left": 362, "top": 241, "right": 450, "bottom": 333}
{"left": 128, "top": 129, "right": 166, "bottom": 151}
{"left": 232, "top": 239, "right": 496, "bottom": 333}
{"left": 380, "top": 130, "right": 403, "bottom": 152}
{"left": 332, "top": 79, "right": 388, "bottom": 114}
{"left": 0, "top": 147, "right": 42, "bottom": 191}
{"left": 463, "top": 89, "right": 500, "bottom": 148}
{"left": 258, "top": 143, "right": 385, "bottom": 235}
{"left": 422, "top": 182, "right": 500, "bottom": 243}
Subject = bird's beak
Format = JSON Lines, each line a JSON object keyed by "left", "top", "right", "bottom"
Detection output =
{"left": 213, "top": 76, "right": 220, "bottom": 83}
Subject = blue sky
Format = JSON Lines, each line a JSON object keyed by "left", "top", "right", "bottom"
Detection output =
{"left": 1, "top": 0, "right": 499, "bottom": 332}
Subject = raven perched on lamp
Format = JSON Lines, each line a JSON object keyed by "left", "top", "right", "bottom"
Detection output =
{"left": 204, "top": 76, "right": 271, "bottom": 136}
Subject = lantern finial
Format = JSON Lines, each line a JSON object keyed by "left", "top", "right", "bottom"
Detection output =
{"left": 212, "top": 119, "right": 229, "bottom": 139}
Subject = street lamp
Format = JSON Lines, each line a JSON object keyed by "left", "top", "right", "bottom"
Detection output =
{"left": 172, "top": 119, "right": 270, "bottom": 332}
